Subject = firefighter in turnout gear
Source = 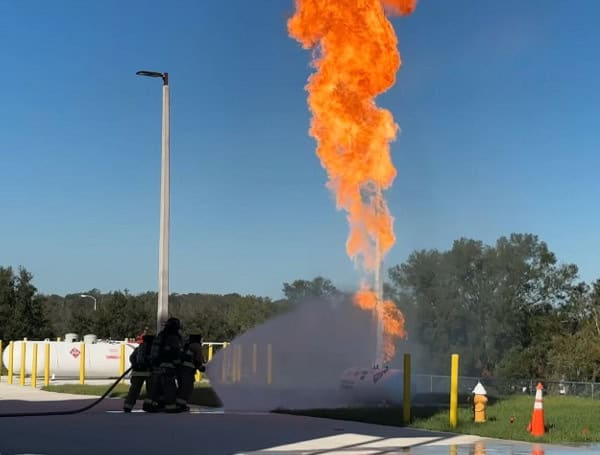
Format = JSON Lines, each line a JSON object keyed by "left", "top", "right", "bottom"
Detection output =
{"left": 176, "top": 334, "right": 206, "bottom": 411}
{"left": 123, "top": 335, "right": 154, "bottom": 413}
{"left": 144, "top": 317, "right": 184, "bottom": 413}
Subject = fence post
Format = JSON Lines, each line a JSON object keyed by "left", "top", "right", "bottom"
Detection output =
{"left": 8, "top": 341, "right": 14, "bottom": 384}
{"left": 31, "top": 344, "right": 38, "bottom": 388}
{"left": 79, "top": 342, "right": 86, "bottom": 385}
{"left": 403, "top": 353, "right": 411, "bottom": 424}
{"left": 449, "top": 354, "right": 459, "bottom": 428}
{"left": 208, "top": 344, "right": 214, "bottom": 362}
{"left": 20, "top": 339, "right": 27, "bottom": 386}
{"left": 44, "top": 343, "right": 50, "bottom": 386}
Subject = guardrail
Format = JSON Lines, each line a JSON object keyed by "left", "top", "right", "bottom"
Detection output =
{"left": 0, "top": 339, "right": 228, "bottom": 387}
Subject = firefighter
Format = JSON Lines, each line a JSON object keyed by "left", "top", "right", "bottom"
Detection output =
{"left": 123, "top": 335, "right": 154, "bottom": 413}
{"left": 144, "top": 317, "right": 184, "bottom": 413}
{"left": 176, "top": 334, "right": 206, "bottom": 411}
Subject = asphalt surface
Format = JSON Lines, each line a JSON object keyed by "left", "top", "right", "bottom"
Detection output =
{"left": 0, "top": 383, "right": 598, "bottom": 455}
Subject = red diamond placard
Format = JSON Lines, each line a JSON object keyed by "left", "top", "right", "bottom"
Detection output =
{"left": 70, "top": 348, "right": 80, "bottom": 358}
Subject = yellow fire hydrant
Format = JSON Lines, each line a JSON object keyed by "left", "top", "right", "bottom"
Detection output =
{"left": 473, "top": 382, "right": 488, "bottom": 423}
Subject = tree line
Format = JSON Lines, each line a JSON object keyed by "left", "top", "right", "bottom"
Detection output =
{"left": 1, "top": 232, "right": 598, "bottom": 382}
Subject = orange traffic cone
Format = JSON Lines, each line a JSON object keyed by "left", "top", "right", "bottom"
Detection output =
{"left": 528, "top": 382, "right": 545, "bottom": 437}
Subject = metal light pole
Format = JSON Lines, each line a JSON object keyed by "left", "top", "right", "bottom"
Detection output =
{"left": 80, "top": 294, "right": 97, "bottom": 311}
{"left": 136, "top": 70, "right": 170, "bottom": 334}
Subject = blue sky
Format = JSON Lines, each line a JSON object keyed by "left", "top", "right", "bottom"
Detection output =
{"left": 1, "top": 1, "right": 599, "bottom": 298}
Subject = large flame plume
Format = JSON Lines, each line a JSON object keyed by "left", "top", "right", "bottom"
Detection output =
{"left": 288, "top": 0, "right": 416, "bottom": 363}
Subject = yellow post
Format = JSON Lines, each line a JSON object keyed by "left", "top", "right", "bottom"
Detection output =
{"left": 44, "top": 343, "right": 50, "bottom": 386}
{"left": 252, "top": 343, "right": 257, "bottom": 374}
{"left": 31, "top": 344, "right": 38, "bottom": 388}
{"left": 403, "top": 353, "right": 411, "bottom": 424}
{"left": 19, "top": 339, "right": 26, "bottom": 386}
{"left": 221, "top": 344, "right": 227, "bottom": 382}
{"left": 450, "top": 353, "right": 459, "bottom": 428}
{"left": 208, "top": 344, "right": 214, "bottom": 361}
{"left": 267, "top": 343, "right": 272, "bottom": 385}
{"left": 237, "top": 345, "right": 243, "bottom": 382}
{"left": 8, "top": 341, "right": 14, "bottom": 384}
{"left": 79, "top": 342, "right": 86, "bottom": 385}
{"left": 0, "top": 340, "right": 2, "bottom": 383}
{"left": 119, "top": 343, "right": 126, "bottom": 377}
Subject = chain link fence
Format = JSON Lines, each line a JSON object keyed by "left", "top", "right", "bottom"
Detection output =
{"left": 412, "top": 374, "right": 600, "bottom": 400}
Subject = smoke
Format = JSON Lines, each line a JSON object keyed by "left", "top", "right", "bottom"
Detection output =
{"left": 206, "top": 294, "right": 381, "bottom": 411}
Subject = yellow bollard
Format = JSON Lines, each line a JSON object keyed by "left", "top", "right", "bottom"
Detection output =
{"left": 79, "top": 342, "right": 86, "bottom": 385}
{"left": 267, "top": 343, "right": 272, "bottom": 385}
{"left": 208, "top": 344, "right": 214, "bottom": 362}
{"left": 252, "top": 343, "right": 257, "bottom": 374}
{"left": 20, "top": 340, "right": 27, "bottom": 386}
{"left": 44, "top": 343, "right": 50, "bottom": 386}
{"left": 449, "top": 353, "right": 459, "bottom": 428}
{"left": 0, "top": 340, "right": 2, "bottom": 383}
{"left": 8, "top": 341, "right": 14, "bottom": 384}
{"left": 119, "top": 342, "right": 126, "bottom": 378}
{"left": 403, "top": 353, "right": 411, "bottom": 424}
{"left": 237, "top": 345, "right": 243, "bottom": 382}
{"left": 31, "top": 344, "right": 38, "bottom": 388}
{"left": 221, "top": 344, "right": 227, "bottom": 382}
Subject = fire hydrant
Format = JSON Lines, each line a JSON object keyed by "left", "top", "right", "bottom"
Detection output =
{"left": 472, "top": 382, "right": 488, "bottom": 423}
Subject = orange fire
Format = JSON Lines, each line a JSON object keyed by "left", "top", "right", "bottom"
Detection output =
{"left": 288, "top": 0, "right": 415, "bottom": 362}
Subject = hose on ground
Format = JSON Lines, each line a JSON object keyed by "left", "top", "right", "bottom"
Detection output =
{"left": 0, "top": 367, "right": 132, "bottom": 418}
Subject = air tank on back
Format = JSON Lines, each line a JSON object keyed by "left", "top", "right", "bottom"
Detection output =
{"left": 1, "top": 336, "right": 138, "bottom": 379}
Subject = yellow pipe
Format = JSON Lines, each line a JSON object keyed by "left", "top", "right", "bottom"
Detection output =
{"left": 119, "top": 343, "right": 126, "bottom": 378}
{"left": 8, "top": 341, "right": 14, "bottom": 385}
{"left": 208, "top": 344, "right": 214, "bottom": 361}
{"left": 44, "top": 343, "right": 50, "bottom": 386}
{"left": 403, "top": 353, "right": 411, "bottom": 424}
{"left": 19, "top": 340, "right": 26, "bottom": 386}
{"left": 79, "top": 342, "right": 86, "bottom": 385}
{"left": 252, "top": 343, "right": 257, "bottom": 374}
{"left": 450, "top": 353, "right": 459, "bottom": 428}
{"left": 267, "top": 343, "right": 272, "bottom": 385}
{"left": 31, "top": 344, "right": 38, "bottom": 388}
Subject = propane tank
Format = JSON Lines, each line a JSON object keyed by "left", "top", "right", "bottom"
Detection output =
{"left": 1, "top": 340, "right": 138, "bottom": 379}
{"left": 339, "top": 366, "right": 416, "bottom": 405}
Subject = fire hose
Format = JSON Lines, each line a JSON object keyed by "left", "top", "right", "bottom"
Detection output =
{"left": 0, "top": 367, "right": 132, "bottom": 418}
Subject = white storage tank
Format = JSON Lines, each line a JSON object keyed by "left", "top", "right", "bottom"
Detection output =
{"left": 1, "top": 340, "right": 138, "bottom": 379}
{"left": 339, "top": 366, "right": 416, "bottom": 405}
{"left": 83, "top": 334, "right": 97, "bottom": 344}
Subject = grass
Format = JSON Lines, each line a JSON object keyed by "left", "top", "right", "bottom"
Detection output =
{"left": 280, "top": 395, "right": 600, "bottom": 445}
{"left": 41, "top": 381, "right": 223, "bottom": 407}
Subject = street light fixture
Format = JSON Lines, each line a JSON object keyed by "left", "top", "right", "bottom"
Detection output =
{"left": 136, "top": 69, "right": 170, "bottom": 334}
{"left": 80, "top": 294, "right": 97, "bottom": 311}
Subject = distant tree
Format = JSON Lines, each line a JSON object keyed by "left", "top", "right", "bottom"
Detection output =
{"left": 282, "top": 276, "right": 338, "bottom": 305}
{"left": 0, "top": 266, "right": 49, "bottom": 339}
{"left": 388, "top": 234, "right": 578, "bottom": 376}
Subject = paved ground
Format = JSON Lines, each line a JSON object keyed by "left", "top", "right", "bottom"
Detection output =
{"left": 0, "top": 383, "right": 597, "bottom": 455}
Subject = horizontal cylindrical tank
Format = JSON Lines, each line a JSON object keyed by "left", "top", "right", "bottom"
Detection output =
{"left": 2, "top": 340, "right": 138, "bottom": 379}
{"left": 339, "top": 367, "right": 416, "bottom": 405}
